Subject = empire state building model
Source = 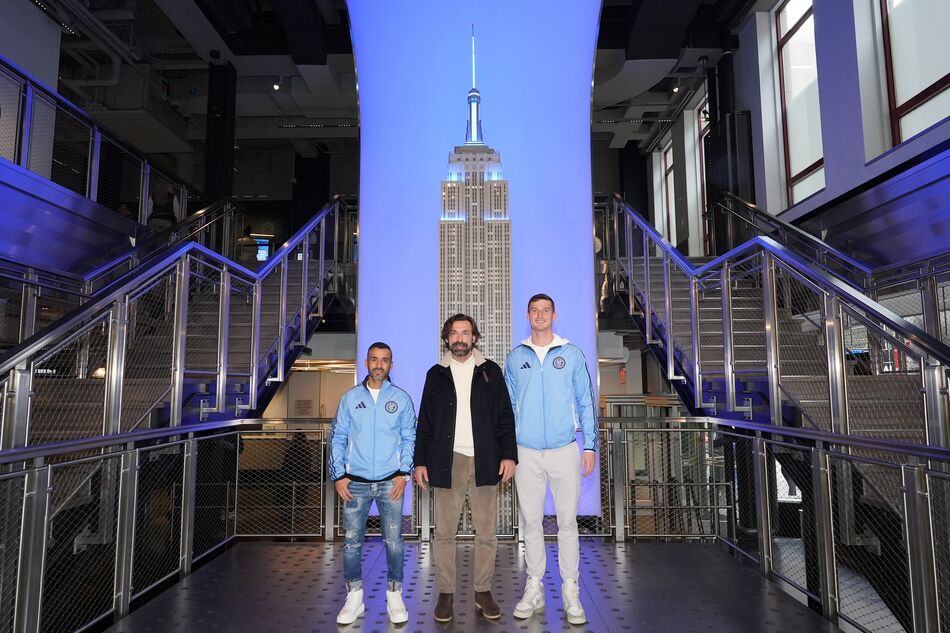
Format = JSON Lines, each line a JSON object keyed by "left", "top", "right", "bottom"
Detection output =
{"left": 438, "top": 33, "right": 511, "bottom": 363}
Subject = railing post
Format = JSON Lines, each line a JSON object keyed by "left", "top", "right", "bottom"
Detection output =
{"left": 216, "top": 268, "right": 231, "bottom": 413}
{"left": 180, "top": 437, "right": 198, "bottom": 577}
{"left": 19, "top": 271, "right": 38, "bottom": 343}
{"left": 824, "top": 295, "right": 850, "bottom": 436}
{"left": 690, "top": 278, "right": 703, "bottom": 406}
{"left": 902, "top": 464, "right": 939, "bottom": 633}
{"left": 17, "top": 84, "right": 33, "bottom": 169}
{"left": 248, "top": 282, "right": 262, "bottom": 411}
{"left": 812, "top": 446, "right": 839, "bottom": 622}
{"left": 170, "top": 258, "right": 190, "bottom": 426}
{"left": 318, "top": 218, "right": 327, "bottom": 316}
{"left": 87, "top": 127, "right": 101, "bottom": 201}
{"left": 103, "top": 298, "right": 129, "bottom": 435}
{"left": 663, "top": 254, "right": 682, "bottom": 381}
{"left": 3, "top": 362, "right": 33, "bottom": 449}
{"left": 418, "top": 484, "right": 431, "bottom": 542}
{"left": 274, "top": 257, "right": 288, "bottom": 383}
{"left": 643, "top": 233, "right": 656, "bottom": 343}
{"left": 761, "top": 254, "right": 782, "bottom": 425}
{"left": 612, "top": 426, "right": 627, "bottom": 542}
{"left": 139, "top": 162, "right": 151, "bottom": 226}
{"left": 625, "top": 213, "right": 637, "bottom": 315}
{"left": 923, "top": 363, "right": 949, "bottom": 449}
{"left": 919, "top": 274, "right": 940, "bottom": 340}
{"left": 721, "top": 265, "right": 736, "bottom": 411}
{"left": 752, "top": 436, "right": 773, "bottom": 577}
{"left": 14, "top": 460, "right": 50, "bottom": 633}
{"left": 299, "top": 236, "right": 310, "bottom": 347}
{"left": 113, "top": 446, "right": 139, "bottom": 619}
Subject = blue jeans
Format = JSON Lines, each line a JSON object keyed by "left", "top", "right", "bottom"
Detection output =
{"left": 342, "top": 480, "right": 405, "bottom": 586}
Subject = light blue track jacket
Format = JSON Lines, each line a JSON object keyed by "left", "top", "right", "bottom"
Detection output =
{"left": 504, "top": 336, "right": 598, "bottom": 452}
{"left": 328, "top": 379, "right": 416, "bottom": 481}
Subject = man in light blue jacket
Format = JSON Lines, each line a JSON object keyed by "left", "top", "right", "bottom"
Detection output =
{"left": 504, "top": 293, "right": 597, "bottom": 626}
{"left": 329, "top": 342, "right": 416, "bottom": 625}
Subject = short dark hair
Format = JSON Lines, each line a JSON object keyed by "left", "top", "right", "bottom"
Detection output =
{"left": 441, "top": 314, "right": 480, "bottom": 349}
{"left": 367, "top": 341, "right": 392, "bottom": 356}
{"left": 527, "top": 293, "right": 555, "bottom": 312}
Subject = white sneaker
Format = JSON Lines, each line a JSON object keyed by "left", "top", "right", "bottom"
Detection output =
{"left": 513, "top": 576, "right": 545, "bottom": 619}
{"left": 561, "top": 579, "right": 587, "bottom": 625}
{"left": 336, "top": 588, "right": 365, "bottom": 625}
{"left": 386, "top": 590, "right": 409, "bottom": 624}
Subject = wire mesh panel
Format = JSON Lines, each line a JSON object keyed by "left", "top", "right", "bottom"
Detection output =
{"left": 236, "top": 431, "right": 325, "bottom": 537}
{"left": 765, "top": 441, "right": 821, "bottom": 603}
{"left": 0, "top": 474, "right": 25, "bottom": 633}
{"left": 0, "top": 68, "right": 21, "bottom": 163}
{"left": 257, "top": 266, "right": 283, "bottom": 368}
{"left": 0, "top": 278, "right": 23, "bottom": 355}
{"left": 928, "top": 470, "right": 950, "bottom": 633}
{"left": 285, "top": 243, "right": 306, "bottom": 331}
{"left": 96, "top": 138, "right": 142, "bottom": 218}
{"left": 714, "top": 432, "right": 759, "bottom": 560}
{"left": 668, "top": 260, "right": 694, "bottom": 378}
{"left": 42, "top": 455, "right": 121, "bottom": 633}
{"left": 727, "top": 254, "right": 767, "bottom": 375}
{"left": 774, "top": 265, "right": 831, "bottom": 430}
{"left": 227, "top": 277, "right": 255, "bottom": 377}
{"left": 131, "top": 444, "right": 184, "bottom": 599}
{"left": 840, "top": 306, "right": 926, "bottom": 445}
{"left": 624, "top": 427, "right": 723, "bottom": 538}
{"left": 697, "top": 272, "right": 725, "bottom": 377}
{"left": 874, "top": 282, "right": 923, "bottom": 327}
{"left": 937, "top": 273, "right": 950, "bottom": 345}
{"left": 305, "top": 228, "right": 323, "bottom": 311}
{"left": 829, "top": 453, "right": 911, "bottom": 633}
{"left": 123, "top": 274, "right": 177, "bottom": 431}
{"left": 28, "top": 97, "right": 90, "bottom": 196}
{"left": 184, "top": 259, "right": 221, "bottom": 373}
{"left": 29, "top": 314, "right": 110, "bottom": 445}
{"left": 194, "top": 433, "right": 238, "bottom": 560}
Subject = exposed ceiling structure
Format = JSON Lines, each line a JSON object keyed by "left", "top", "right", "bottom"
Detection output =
{"left": 37, "top": 0, "right": 750, "bottom": 174}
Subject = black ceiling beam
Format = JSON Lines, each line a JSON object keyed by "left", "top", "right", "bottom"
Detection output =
{"left": 270, "top": 0, "right": 328, "bottom": 65}
{"left": 626, "top": 0, "right": 704, "bottom": 60}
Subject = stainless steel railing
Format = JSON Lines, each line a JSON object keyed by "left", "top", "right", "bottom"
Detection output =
{"left": 1, "top": 414, "right": 947, "bottom": 632}
{"left": 0, "top": 196, "right": 349, "bottom": 450}
{"left": 0, "top": 53, "right": 206, "bottom": 224}
{"left": 705, "top": 193, "right": 950, "bottom": 346}
{"left": 610, "top": 194, "right": 950, "bottom": 451}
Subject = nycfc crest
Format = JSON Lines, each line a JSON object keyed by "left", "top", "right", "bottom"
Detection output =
{"left": 385, "top": 401, "right": 398, "bottom": 413}
{"left": 552, "top": 356, "right": 566, "bottom": 369}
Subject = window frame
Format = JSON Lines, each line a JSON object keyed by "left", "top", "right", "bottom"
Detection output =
{"left": 775, "top": 0, "right": 824, "bottom": 205}
{"left": 696, "top": 95, "right": 711, "bottom": 255}
{"left": 878, "top": 0, "right": 950, "bottom": 145}
{"left": 662, "top": 141, "right": 675, "bottom": 242}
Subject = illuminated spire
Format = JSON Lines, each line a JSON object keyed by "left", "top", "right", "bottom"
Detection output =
{"left": 465, "top": 25, "right": 483, "bottom": 144}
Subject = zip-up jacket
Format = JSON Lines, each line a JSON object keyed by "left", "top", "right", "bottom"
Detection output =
{"left": 504, "top": 336, "right": 598, "bottom": 452}
{"left": 415, "top": 349, "right": 517, "bottom": 488}
{"left": 328, "top": 378, "right": 416, "bottom": 481}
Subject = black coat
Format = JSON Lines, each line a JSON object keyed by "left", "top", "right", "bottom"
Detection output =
{"left": 414, "top": 352, "right": 517, "bottom": 488}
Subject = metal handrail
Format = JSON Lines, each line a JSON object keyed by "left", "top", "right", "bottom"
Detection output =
{"left": 0, "top": 195, "right": 342, "bottom": 377}
{"left": 617, "top": 193, "right": 950, "bottom": 365}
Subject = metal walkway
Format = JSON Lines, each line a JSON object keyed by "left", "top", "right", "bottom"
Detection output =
{"left": 104, "top": 540, "right": 841, "bottom": 633}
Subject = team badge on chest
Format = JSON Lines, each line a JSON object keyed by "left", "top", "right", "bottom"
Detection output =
{"left": 552, "top": 356, "right": 566, "bottom": 369}
{"left": 385, "top": 400, "right": 398, "bottom": 413}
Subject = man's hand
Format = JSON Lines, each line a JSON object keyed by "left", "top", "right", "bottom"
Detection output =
{"left": 414, "top": 466, "right": 429, "bottom": 490}
{"left": 498, "top": 459, "right": 516, "bottom": 483}
{"left": 390, "top": 474, "right": 408, "bottom": 500}
{"left": 334, "top": 477, "right": 352, "bottom": 501}
{"left": 581, "top": 451, "right": 596, "bottom": 477}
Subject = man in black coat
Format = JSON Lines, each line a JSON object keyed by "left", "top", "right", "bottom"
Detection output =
{"left": 414, "top": 314, "right": 517, "bottom": 623}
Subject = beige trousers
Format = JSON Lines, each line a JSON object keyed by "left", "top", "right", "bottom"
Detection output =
{"left": 433, "top": 453, "right": 498, "bottom": 593}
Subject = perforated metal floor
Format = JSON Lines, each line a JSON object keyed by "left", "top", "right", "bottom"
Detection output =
{"left": 105, "top": 540, "right": 842, "bottom": 633}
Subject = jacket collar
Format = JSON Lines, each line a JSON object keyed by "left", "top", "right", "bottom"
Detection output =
{"left": 520, "top": 333, "right": 569, "bottom": 348}
{"left": 438, "top": 347, "right": 487, "bottom": 368}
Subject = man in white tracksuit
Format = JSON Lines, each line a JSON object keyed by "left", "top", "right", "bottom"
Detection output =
{"left": 504, "top": 293, "right": 597, "bottom": 625}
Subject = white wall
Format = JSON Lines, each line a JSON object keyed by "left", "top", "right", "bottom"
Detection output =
{"left": 0, "top": 0, "right": 61, "bottom": 87}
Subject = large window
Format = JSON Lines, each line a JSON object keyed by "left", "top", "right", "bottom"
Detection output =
{"left": 663, "top": 141, "right": 675, "bottom": 242}
{"left": 880, "top": 0, "right": 950, "bottom": 143}
{"left": 776, "top": 0, "right": 824, "bottom": 205}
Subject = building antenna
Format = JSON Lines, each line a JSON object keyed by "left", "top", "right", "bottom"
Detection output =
{"left": 471, "top": 25, "right": 476, "bottom": 89}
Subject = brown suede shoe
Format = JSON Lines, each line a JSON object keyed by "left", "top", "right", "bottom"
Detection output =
{"left": 474, "top": 591, "right": 501, "bottom": 619}
{"left": 434, "top": 592, "right": 453, "bottom": 622}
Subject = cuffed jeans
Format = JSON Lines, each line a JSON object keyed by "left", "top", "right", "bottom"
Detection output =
{"left": 342, "top": 480, "right": 404, "bottom": 587}
{"left": 433, "top": 453, "right": 498, "bottom": 593}
{"left": 514, "top": 442, "right": 581, "bottom": 581}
